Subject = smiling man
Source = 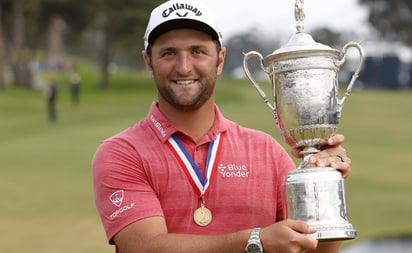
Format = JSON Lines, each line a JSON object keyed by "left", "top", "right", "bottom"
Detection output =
{"left": 92, "top": 1, "right": 351, "bottom": 253}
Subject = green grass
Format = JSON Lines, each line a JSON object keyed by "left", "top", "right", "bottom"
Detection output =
{"left": 0, "top": 69, "right": 411, "bottom": 252}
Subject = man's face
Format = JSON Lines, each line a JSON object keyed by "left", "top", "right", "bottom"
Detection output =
{"left": 144, "top": 29, "right": 225, "bottom": 111}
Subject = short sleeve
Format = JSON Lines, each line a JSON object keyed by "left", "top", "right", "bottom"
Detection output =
{"left": 92, "top": 138, "right": 164, "bottom": 243}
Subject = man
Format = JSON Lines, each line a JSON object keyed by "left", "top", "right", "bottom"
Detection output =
{"left": 92, "top": 1, "right": 352, "bottom": 252}
{"left": 45, "top": 78, "right": 58, "bottom": 122}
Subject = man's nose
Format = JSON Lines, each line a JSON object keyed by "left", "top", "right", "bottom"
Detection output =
{"left": 175, "top": 53, "right": 192, "bottom": 74}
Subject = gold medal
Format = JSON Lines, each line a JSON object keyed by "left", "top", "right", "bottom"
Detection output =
{"left": 193, "top": 205, "right": 212, "bottom": 226}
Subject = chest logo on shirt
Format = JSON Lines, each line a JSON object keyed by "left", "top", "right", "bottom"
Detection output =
{"left": 218, "top": 163, "right": 249, "bottom": 178}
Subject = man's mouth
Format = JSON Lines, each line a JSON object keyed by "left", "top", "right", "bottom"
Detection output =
{"left": 175, "top": 80, "right": 196, "bottom": 85}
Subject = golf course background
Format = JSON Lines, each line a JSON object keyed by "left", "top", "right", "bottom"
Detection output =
{"left": 1, "top": 63, "right": 411, "bottom": 252}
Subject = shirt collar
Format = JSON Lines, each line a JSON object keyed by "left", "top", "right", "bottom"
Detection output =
{"left": 145, "top": 101, "right": 230, "bottom": 143}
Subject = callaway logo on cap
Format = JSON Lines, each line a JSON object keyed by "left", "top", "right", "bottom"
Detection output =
{"left": 144, "top": 0, "right": 223, "bottom": 50}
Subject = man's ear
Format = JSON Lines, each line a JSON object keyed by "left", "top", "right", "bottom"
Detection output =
{"left": 142, "top": 50, "right": 154, "bottom": 77}
{"left": 217, "top": 47, "right": 226, "bottom": 75}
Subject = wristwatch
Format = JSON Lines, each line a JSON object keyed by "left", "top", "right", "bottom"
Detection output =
{"left": 245, "top": 228, "right": 263, "bottom": 253}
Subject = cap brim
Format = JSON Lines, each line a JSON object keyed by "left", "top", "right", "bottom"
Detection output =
{"left": 147, "top": 19, "right": 220, "bottom": 47}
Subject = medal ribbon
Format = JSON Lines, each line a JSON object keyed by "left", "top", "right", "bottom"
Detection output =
{"left": 167, "top": 133, "right": 223, "bottom": 197}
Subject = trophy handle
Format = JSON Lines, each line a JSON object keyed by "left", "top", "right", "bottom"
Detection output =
{"left": 242, "top": 51, "right": 279, "bottom": 124}
{"left": 336, "top": 42, "right": 364, "bottom": 117}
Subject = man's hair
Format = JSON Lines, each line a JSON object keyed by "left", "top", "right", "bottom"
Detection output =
{"left": 145, "top": 40, "right": 222, "bottom": 61}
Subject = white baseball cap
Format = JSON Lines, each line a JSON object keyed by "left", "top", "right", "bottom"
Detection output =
{"left": 143, "top": 0, "right": 222, "bottom": 50}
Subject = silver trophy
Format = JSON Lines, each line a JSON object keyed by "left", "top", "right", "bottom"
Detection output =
{"left": 243, "top": 0, "right": 364, "bottom": 241}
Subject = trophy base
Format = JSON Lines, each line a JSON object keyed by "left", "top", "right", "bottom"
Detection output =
{"left": 309, "top": 222, "right": 357, "bottom": 241}
{"left": 285, "top": 167, "right": 357, "bottom": 242}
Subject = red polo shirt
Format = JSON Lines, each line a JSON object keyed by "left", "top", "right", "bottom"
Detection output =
{"left": 92, "top": 102, "right": 295, "bottom": 246}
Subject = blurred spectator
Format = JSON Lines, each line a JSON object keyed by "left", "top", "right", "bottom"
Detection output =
{"left": 45, "top": 78, "right": 58, "bottom": 122}
{"left": 70, "top": 73, "right": 81, "bottom": 106}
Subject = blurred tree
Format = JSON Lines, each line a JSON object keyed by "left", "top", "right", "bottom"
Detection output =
{"left": 12, "top": 0, "right": 28, "bottom": 87}
{"left": 223, "top": 30, "right": 278, "bottom": 76}
{"left": 359, "top": 0, "right": 412, "bottom": 45}
{"left": 0, "top": 0, "right": 93, "bottom": 88}
{"left": 0, "top": 0, "right": 30, "bottom": 88}
{"left": 0, "top": 0, "right": 161, "bottom": 89}
{"left": 309, "top": 27, "right": 343, "bottom": 48}
{"left": 0, "top": 4, "right": 6, "bottom": 88}
{"left": 92, "top": 0, "right": 162, "bottom": 89}
{"left": 28, "top": 0, "right": 96, "bottom": 67}
{"left": 31, "top": 0, "right": 162, "bottom": 89}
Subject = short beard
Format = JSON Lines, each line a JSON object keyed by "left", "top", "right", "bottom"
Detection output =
{"left": 157, "top": 77, "right": 216, "bottom": 111}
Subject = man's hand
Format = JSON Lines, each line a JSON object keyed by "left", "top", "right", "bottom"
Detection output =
{"left": 260, "top": 219, "right": 318, "bottom": 253}
{"left": 291, "top": 134, "right": 352, "bottom": 178}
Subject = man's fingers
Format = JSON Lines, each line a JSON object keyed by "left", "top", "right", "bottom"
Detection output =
{"left": 286, "top": 220, "right": 318, "bottom": 251}
{"left": 287, "top": 219, "right": 316, "bottom": 234}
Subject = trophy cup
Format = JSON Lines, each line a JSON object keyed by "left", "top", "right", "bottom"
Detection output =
{"left": 243, "top": 0, "right": 364, "bottom": 241}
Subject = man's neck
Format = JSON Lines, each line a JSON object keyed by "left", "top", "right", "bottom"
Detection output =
{"left": 159, "top": 102, "right": 216, "bottom": 142}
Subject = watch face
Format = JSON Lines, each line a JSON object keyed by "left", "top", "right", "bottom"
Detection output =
{"left": 247, "top": 243, "right": 262, "bottom": 253}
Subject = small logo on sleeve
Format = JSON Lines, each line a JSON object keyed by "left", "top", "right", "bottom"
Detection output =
{"left": 108, "top": 190, "right": 136, "bottom": 220}
{"left": 109, "top": 190, "right": 124, "bottom": 207}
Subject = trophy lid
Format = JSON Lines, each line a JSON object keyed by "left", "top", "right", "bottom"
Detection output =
{"left": 266, "top": 31, "right": 340, "bottom": 62}
{"left": 274, "top": 32, "right": 337, "bottom": 54}
{"left": 265, "top": 0, "right": 340, "bottom": 61}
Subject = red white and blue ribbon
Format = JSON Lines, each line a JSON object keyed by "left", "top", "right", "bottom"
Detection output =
{"left": 167, "top": 133, "right": 223, "bottom": 197}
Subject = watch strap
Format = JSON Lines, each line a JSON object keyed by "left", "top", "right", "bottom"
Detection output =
{"left": 245, "top": 227, "right": 263, "bottom": 253}
{"left": 249, "top": 228, "right": 261, "bottom": 241}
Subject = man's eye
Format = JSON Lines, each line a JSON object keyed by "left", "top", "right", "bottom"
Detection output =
{"left": 162, "top": 51, "right": 175, "bottom": 57}
{"left": 193, "top": 49, "right": 204, "bottom": 55}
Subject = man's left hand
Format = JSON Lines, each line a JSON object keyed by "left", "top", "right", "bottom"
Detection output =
{"left": 291, "top": 134, "right": 351, "bottom": 178}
